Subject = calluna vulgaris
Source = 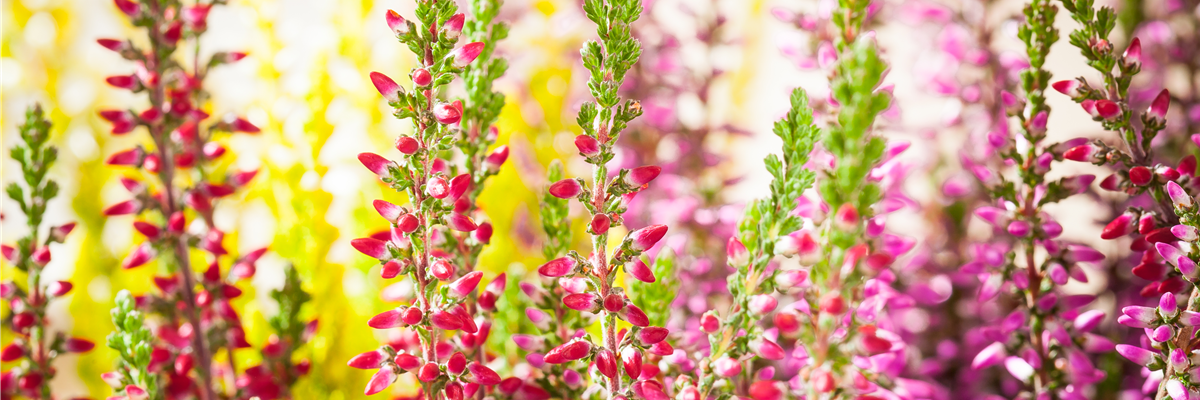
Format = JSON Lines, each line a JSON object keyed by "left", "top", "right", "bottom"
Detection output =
{"left": 10, "top": 0, "right": 1200, "bottom": 398}
{"left": 96, "top": 0, "right": 313, "bottom": 398}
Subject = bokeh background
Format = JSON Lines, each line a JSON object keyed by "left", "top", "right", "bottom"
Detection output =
{"left": 2, "top": 0, "right": 1191, "bottom": 397}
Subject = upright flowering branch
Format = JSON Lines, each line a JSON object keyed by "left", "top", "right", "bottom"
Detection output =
{"left": 350, "top": 1, "right": 507, "bottom": 398}
{"left": 98, "top": 0, "right": 278, "bottom": 398}
{"left": 968, "top": 0, "right": 1114, "bottom": 397}
{"left": 688, "top": 89, "right": 816, "bottom": 400}
{"left": 1053, "top": 1, "right": 1200, "bottom": 398}
{"left": 533, "top": 0, "right": 674, "bottom": 397}
{"left": 1, "top": 105, "right": 90, "bottom": 399}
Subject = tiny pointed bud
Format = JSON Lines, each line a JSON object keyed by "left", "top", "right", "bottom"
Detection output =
{"left": 1124, "top": 37, "right": 1142, "bottom": 67}
{"left": 1052, "top": 80, "right": 1081, "bottom": 97}
{"left": 538, "top": 257, "right": 576, "bottom": 278}
{"left": 1148, "top": 89, "right": 1170, "bottom": 121}
{"left": 1168, "top": 181, "right": 1194, "bottom": 208}
{"left": 358, "top": 152, "right": 395, "bottom": 177}
{"left": 727, "top": 237, "right": 749, "bottom": 268}
{"left": 549, "top": 179, "right": 583, "bottom": 199}
{"left": 1063, "top": 144, "right": 1098, "bottom": 162}
{"left": 386, "top": 10, "right": 409, "bottom": 36}
{"left": 626, "top": 259, "right": 656, "bottom": 283}
{"left": 485, "top": 145, "right": 509, "bottom": 171}
{"left": 434, "top": 101, "right": 463, "bottom": 125}
{"left": 446, "top": 213, "right": 478, "bottom": 232}
{"left": 626, "top": 166, "right": 662, "bottom": 187}
{"left": 751, "top": 338, "right": 786, "bottom": 360}
{"left": 972, "top": 342, "right": 1006, "bottom": 370}
{"left": 466, "top": 362, "right": 502, "bottom": 385}
{"left": 629, "top": 225, "right": 668, "bottom": 252}
{"left": 1115, "top": 344, "right": 1160, "bottom": 367}
{"left": 368, "top": 309, "right": 404, "bottom": 329}
{"left": 575, "top": 135, "right": 600, "bottom": 156}
{"left": 366, "top": 367, "right": 398, "bottom": 395}
{"left": 352, "top": 238, "right": 390, "bottom": 260}
{"left": 714, "top": 356, "right": 742, "bottom": 377}
{"left": 370, "top": 72, "right": 401, "bottom": 103}
{"left": 638, "top": 326, "right": 669, "bottom": 346}
{"left": 450, "top": 42, "right": 486, "bottom": 68}
{"left": 449, "top": 271, "right": 483, "bottom": 298}
{"left": 748, "top": 295, "right": 778, "bottom": 315}
{"left": 442, "top": 13, "right": 465, "bottom": 41}
{"left": 122, "top": 244, "right": 155, "bottom": 269}
{"left": 1102, "top": 212, "right": 1137, "bottom": 239}
{"left": 1095, "top": 100, "right": 1120, "bottom": 120}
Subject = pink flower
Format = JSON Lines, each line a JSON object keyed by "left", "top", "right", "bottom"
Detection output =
{"left": 365, "top": 367, "right": 397, "bottom": 395}
{"left": 625, "top": 259, "right": 655, "bottom": 283}
{"left": 485, "top": 145, "right": 509, "bottom": 171}
{"left": 348, "top": 350, "right": 386, "bottom": 369}
{"left": 575, "top": 135, "right": 600, "bottom": 156}
{"left": 549, "top": 179, "right": 583, "bottom": 199}
{"left": 628, "top": 225, "right": 668, "bottom": 252}
{"left": 1123, "top": 37, "right": 1141, "bottom": 67}
{"left": 442, "top": 13, "right": 465, "bottom": 41}
{"left": 434, "top": 101, "right": 463, "bottom": 125}
{"left": 358, "top": 152, "right": 395, "bottom": 176}
{"left": 1147, "top": 88, "right": 1170, "bottom": 121}
{"left": 370, "top": 72, "right": 401, "bottom": 103}
{"left": 1052, "top": 80, "right": 1081, "bottom": 97}
{"left": 713, "top": 356, "right": 741, "bottom": 377}
{"left": 626, "top": 166, "right": 662, "bottom": 187}
{"left": 449, "top": 42, "right": 486, "bottom": 68}
{"left": 448, "top": 271, "right": 483, "bottom": 298}
{"left": 386, "top": 10, "right": 409, "bottom": 36}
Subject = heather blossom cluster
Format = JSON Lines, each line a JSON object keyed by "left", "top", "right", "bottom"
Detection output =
{"left": 94, "top": 0, "right": 313, "bottom": 398}
{"left": 9, "top": 0, "right": 1200, "bottom": 398}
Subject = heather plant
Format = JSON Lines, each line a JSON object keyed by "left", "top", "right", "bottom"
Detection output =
{"left": 1048, "top": 0, "right": 1200, "bottom": 398}
{"left": 1, "top": 105, "right": 92, "bottom": 399}
{"left": 962, "top": 0, "right": 1118, "bottom": 397}
{"left": 518, "top": 0, "right": 679, "bottom": 398}
{"left": 347, "top": 0, "right": 510, "bottom": 397}
{"left": 95, "top": 0, "right": 311, "bottom": 397}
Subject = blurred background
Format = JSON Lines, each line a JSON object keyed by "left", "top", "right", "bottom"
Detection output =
{"left": 2, "top": 0, "right": 1197, "bottom": 397}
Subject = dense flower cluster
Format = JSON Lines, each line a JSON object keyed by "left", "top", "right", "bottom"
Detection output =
{"left": 1, "top": 106, "right": 92, "bottom": 399}
{"left": 8, "top": 0, "right": 1200, "bottom": 398}
{"left": 93, "top": 0, "right": 312, "bottom": 398}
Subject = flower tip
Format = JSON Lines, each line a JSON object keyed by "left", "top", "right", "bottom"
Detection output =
{"left": 369, "top": 72, "right": 401, "bottom": 103}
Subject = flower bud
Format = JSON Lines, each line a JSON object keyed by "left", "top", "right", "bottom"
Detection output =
{"left": 727, "top": 237, "right": 749, "bottom": 268}
{"left": 538, "top": 257, "right": 576, "bottom": 278}
{"left": 1094, "top": 100, "right": 1120, "bottom": 120}
{"left": 713, "top": 356, "right": 741, "bottom": 377}
{"left": 412, "top": 68, "right": 432, "bottom": 87}
{"left": 549, "top": 179, "right": 582, "bottom": 199}
{"left": 47, "top": 281, "right": 73, "bottom": 296}
{"left": 485, "top": 145, "right": 509, "bottom": 171}
{"left": 1063, "top": 144, "right": 1098, "bottom": 162}
{"left": 1147, "top": 88, "right": 1170, "bottom": 122}
{"left": 629, "top": 225, "right": 668, "bottom": 252}
{"left": 700, "top": 313, "right": 721, "bottom": 333}
{"left": 386, "top": 10, "right": 409, "bottom": 36}
{"left": 819, "top": 293, "right": 845, "bottom": 314}
{"left": 442, "top": 14, "right": 465, "bottom": 41}
{"left": 449, "top": 271, "right": 483, "bottom": 298}
{"left": 626, "top": 259, "right": 656, "bottom": 283}
{"left": 563, "top": 293, "right": 601, "bottom": 312}
{"left": 1168, "top": 181, "right": 1194, "bottom": 209}
{"left": 446, "top": 213, "right": 478, "bottom": 232}
{"left": 638, "top": 326, "right": 669, "bottom": 346}
{"left": 368, "top": 309, "right": 405, "bottom": 329}
{"left": 348, "top": 349, "right": 386, "bottom": 369}
{"left": 358, "top": 152, "right": 395, "bottom": 177}
{"left": 1051, "top": 80, "right": 1081, "bottom": 98}
{"left": 351, "top": 238, "right": 389, "bottom": 260}
{"left": 748, "top": 295, "right": 777, "bottom": 315}
{"left": 1, "top": 343, "right": 24, "bottom": 362}
{"left": 596, "top": 348, "right": 618, "bottom": 378}
{"left": 750, "top": 338, "right": 785, "bottom": 360}
{"left": 401, "top": 307, "right": 423, "bottom": 325}
{"left": 370, "top": 72, "right": 401, "bottom": 103}
{"left": 543, "top": 340, "right": 591, "bottom": 364}
{"left": 431, "top": 259, "right": 456, "bottom": 281}
{"left": 1115, "top": 344, "right": 1161, "bottom": 368}
{"left": 1129, "top": 166, "right": 1152, "bottom": 186}
{"left": 575, "top": 135, "right": 600, "bottom": 156}
{"left": 626, "top": 166, "right": 662, "bottom": 187}
{"left": 1124, "top": 37, "right": 1142, "bottom": 68}
{"left": 1101, "top": 212, "right": 1137, "bottom": 240}
{"left": 434, "top": 101, "right": 463, "bottom": 125}
{"left": 122, "top": 244, "right": 155, "bottom": 269}
{"left": 449, "top": 42, "right": 486, "bottom": 68}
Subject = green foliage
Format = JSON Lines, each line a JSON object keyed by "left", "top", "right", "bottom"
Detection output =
{"left": 107, "top": 290, "right": 161, "bottom": 400}
{"left": 6, "top": 105, "right": 59, "bottom": 259}
{"left": 737, "top": 88, "right": 818, "bottom": 278}
{"left": 577, "top": 0, "right": 644, "bottom": 145}
{"left": 460, "top": 0, "right": 510, "bottom": 186}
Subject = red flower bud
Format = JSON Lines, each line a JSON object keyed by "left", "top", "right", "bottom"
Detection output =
{"left": 395, "top": 136, "right": 419, "bottom": 154}
{"left": 626, "top": 259, "right": 656, "bottom": 283}
{"left": 370, "top": 72, "right": 401, "bottom": 103}
{"left": 1129, "top": 166, "right": 1153, "bottom": 186}
{"left": 549, "top": 179, "right": 583, "bottom": 199}
{"left": 538, "top": 257, "right": 576, "bottom": 277}
{"left": 485, "top": 145, "right": 509, "bottom": 171}
{"left": 434, "top": 102, "right": 463, "bottom": 125}
{"left": 368, "top": 309, "right": 405, "bottom": 329}
{"left": 419, "top": 362, "right": 441, "bottom": 381}
{"left": 412, "top": 68, "right": 432, "bottom": 86}
{"left": 386, "top": 10, "right": 410, "bottom": 36}
{"left": 629, "top": 225, "right": 667, "bottom": 252}
{"left": 450, "top": 42, "right": 486, "bottom": 68}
